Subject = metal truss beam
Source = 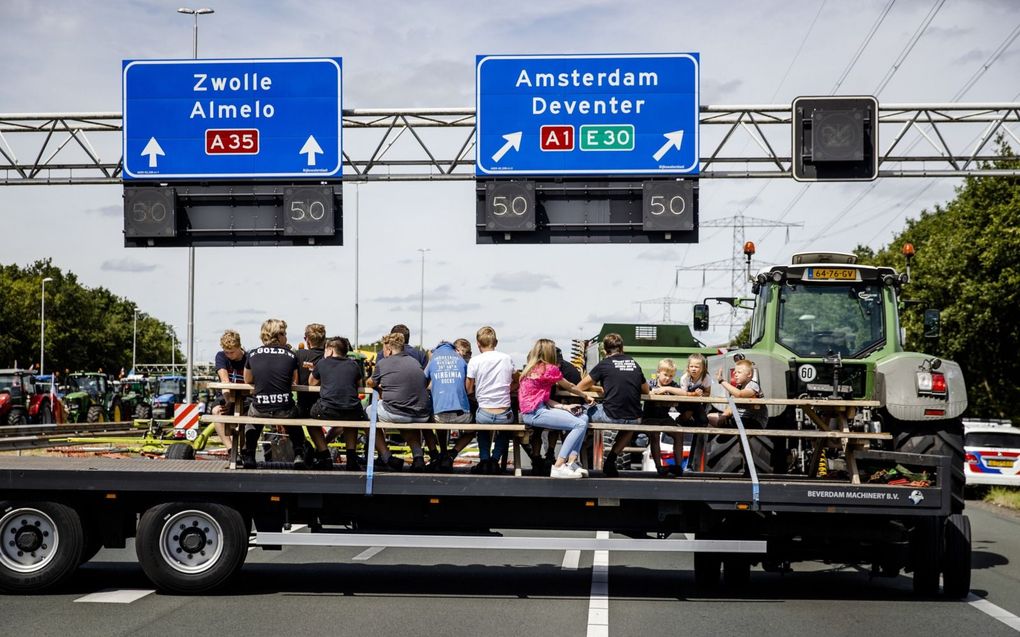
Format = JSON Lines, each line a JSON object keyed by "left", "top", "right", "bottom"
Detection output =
{"left": 1, "top": 103, "right": 1018, "bottom": 185}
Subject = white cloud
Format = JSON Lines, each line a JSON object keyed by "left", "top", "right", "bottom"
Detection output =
{"left": 100, "top": 258, "right": 157, "bottom": 273}
{"left": 488, "top": 272, "right": 561, "bottom": 292}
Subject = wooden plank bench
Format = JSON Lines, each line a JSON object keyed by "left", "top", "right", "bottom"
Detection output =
{"left": 198, "top": 412, "right": 530, "bottom": 475}
{"left": 204, "top": 383, "right": 886, "bottom": 481}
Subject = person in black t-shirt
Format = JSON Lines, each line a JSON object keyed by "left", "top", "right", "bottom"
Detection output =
{"left": 310, "top": 336, "right": 383, "bottom": 472}
{"left": 241, "top": 319, "right": 299, "bottom": 469}
{"left": 295, "top": 323, "right": 326, "bottom": 415}
{"left": 210, "top": 329, "right": 248, "bottom": 452}
{"left": 577, "top": 333, "right": 650, "bottom": 477}
{"left": 291, "top": 323, "right": 326, "bottom": 465}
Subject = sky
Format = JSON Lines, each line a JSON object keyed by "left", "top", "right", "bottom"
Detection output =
{"left": 2, "top": 0, "right": 1019, "bottom": 367}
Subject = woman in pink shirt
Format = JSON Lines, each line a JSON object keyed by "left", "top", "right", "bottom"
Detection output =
{"left": 519, "top": 339, "right": 594, "bottom": 479}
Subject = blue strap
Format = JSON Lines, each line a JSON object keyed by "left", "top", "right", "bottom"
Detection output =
{"left": 726, "top": 394, "right": 760, "bottom": 509}
{"left": 365, "top": 390, "right": 378, "bottom": 496}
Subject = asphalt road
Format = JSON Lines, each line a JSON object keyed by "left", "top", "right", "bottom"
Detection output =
{"left": 2, "top": 502, "right": 1019, "bottom": 637}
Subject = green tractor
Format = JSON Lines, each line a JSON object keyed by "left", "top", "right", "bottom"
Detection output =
{"left": 694, "top": 247, "right": 967, "bottom": 511}
{"left": 116, "top": 376, "right": 153, "bottom": 420}
{"left": 63, "top": 372, "right": 123, "bottom": 423}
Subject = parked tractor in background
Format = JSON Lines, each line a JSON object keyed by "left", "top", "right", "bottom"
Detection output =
{"left": 694, "top": 244, "right": 967, "bottom": 512}
{"left": 116, "top": 376, "right": 153, "bottom": 419}
{"left": 0, "top": 369, "right": 62, "bottom": 425}
{"left": 148, "top": 374, "right": 215, "bottom": 419}
{"left": 63, "top": 372, "right": 122, "bottom": 423}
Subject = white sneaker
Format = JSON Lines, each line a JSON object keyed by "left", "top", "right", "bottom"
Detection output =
{"left": 569, "top": 462, "right": 589, "bottom": 477}
{"left": 550, "top": 463, "right": 582, "bottom": 479}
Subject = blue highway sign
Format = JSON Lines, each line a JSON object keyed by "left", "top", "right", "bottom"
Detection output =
{"left": 476, "top": 53, "right": 699, "bottom": 176}
{"left": 123, "top": 58, "right": 342, "bottom": 180}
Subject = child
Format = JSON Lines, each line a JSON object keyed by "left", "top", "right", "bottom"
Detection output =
{"left": 519, "top": 339, "right": 594, "bottom": 479}
{"left": 711, "top": 358, "right": 767, "bottom": 427}
{"left": 464, "top": 326, "right": 517, "bottom": 474}
{"left": 642, "top": 358, "right": 681, "bottom": 476}
{"left": 677, "top": 353, "right": 712, "bottom": 426}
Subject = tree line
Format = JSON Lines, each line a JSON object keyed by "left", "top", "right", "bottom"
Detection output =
{"left": 0, "top": 259, "right": 181, "bottom": 375}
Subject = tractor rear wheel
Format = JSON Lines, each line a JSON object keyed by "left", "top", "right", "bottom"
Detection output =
{"left": 86, "top": 405, "right": 104, "bottom": 423}
{"left": 889, "top": 417, "right": 965, "bottom": 513}
{"left": 39, "top": 401, "right": 53, "bottom": 425}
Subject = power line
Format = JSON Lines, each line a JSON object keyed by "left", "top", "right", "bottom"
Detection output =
{"left": 873, "top": 0, "right": 946, "bottom": 95}
{"left": 769, "top": 0, "right": 829, "bottom": 102}
{"left": 952, "top": 21, "right": 1020, "bottom": 101}
{"left": 832, "top": 0, "right": 897, "bottom": 93}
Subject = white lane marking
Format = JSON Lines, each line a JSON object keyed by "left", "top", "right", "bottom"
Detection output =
{"left": 352, "top": 546, "right": 385, "bottom": 561}
{"left": 562, "top": 549, "right": 581, "bottom": 570}
{"left": 586, "top": 531, "right": 610, "bottom": 637}
{"left": 74, "top": 589, "right": 154, "bottom": 604}
{"left": 684, "top": 533, "right": 695, "bottom": 540}
{"left": 968, "top": 594, "right": 1020, "bottom": 632}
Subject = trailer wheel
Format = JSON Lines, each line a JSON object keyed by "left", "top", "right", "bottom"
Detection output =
{"left": 890, "top": 417, "right": 965, "bottom": 513}
{"left": 702, "top": 433, "right": 774, "bottom": 475}
{"left": 136, "top": 502, "right": 248, "bottom": 594}
{"left": 0, "top": 501, "right": 84, "bottom": 593}
{"left": 911, "top": 516, "right": 942, "bottom": 596}
{"left": 693, "top": 552, "right": 721, "bottom": 591}
{"left": 942, "top": 514, "right": 971, "bottom": 599}
{"left": 165, "top": 443, "right": 196, "bottom": 460}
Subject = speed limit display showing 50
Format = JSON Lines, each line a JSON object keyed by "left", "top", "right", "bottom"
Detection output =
{"left": 642, "top": 180, "right": 694, "bottom": 232}
{"left": 283, "top": 185, "right": 335, "bottom": 236}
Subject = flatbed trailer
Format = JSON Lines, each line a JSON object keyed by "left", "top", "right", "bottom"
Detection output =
{"left": 0, "top": 447, "right": 970, "bottom": 597}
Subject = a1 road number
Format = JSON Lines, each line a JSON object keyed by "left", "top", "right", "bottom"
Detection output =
{"left": 205, "top": 129, "right": 259, "bottom": 155}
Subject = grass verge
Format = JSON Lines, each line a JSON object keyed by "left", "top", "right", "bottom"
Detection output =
{"left": 985, "top": 486, "right": 1020, "bottom": 510}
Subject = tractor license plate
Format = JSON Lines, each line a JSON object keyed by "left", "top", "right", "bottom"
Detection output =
{"left": 986, "top": 459, "right": 1015, "bottom": 468}
{"left": 807, "top": 383, "right": 853, "bottom": 394}
{"left": 806, "top": 268, "right": 858, "bottom": 281}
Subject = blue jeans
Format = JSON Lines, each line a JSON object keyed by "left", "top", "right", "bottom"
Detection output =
{"left": 522, "top": 405, "right": 589, "bottom": 461}
{"left": 477, "top": 408, "right": 513, "bottom": 461}
{"left": 587, "top": 403, "right": 640, "bottom": 425}
{"left": 376, "top": 401, "right": 430, "bottom": 424}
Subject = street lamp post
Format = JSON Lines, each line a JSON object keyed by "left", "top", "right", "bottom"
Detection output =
{"left": 132, "top": 308, "right": 139, "bottom": 374}
{"left": 177, "top": 7, "right": 213, "bottom": 403}
{"left": 417, "top": 248, "right": 430, "bottom": 349}
{"left": 40, "top": 277, "right": 53, "bottom": 375}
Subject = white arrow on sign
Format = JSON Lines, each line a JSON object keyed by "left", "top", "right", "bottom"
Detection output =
{"left": 652, "top": 130, "right": 685, "bottom": 162}
{"left": 141, "top": 137, "right": 165, "bottom": 168}
{"left": 491, "top": 131, "right": 522, "bottom": 164}
{"left": 299, "top": 135, "right": 323, "bottom": 166}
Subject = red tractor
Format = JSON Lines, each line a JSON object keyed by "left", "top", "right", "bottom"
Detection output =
{"left": 0, "top": 369, "right": 64, "bottom": 425}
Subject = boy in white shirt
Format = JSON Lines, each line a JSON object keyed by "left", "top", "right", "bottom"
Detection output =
{"left": 453, "top": 326, "right": 517, "bottom": 474}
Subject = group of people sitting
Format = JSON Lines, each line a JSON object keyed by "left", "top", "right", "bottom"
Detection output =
{"left": 209, "top": 319, "right": 766, "bottom": 478}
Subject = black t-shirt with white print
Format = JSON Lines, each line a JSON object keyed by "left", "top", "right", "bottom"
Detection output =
{"left": 245, "top": 345, "right": 298, "bottom": 409}
{"left": 313, "top": 356, "right": 363, "bottom": 411}
{"left": 589, "top": 354, "right": 646, "bottom": 421}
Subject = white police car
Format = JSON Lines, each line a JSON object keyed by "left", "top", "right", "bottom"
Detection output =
{"left": 964, "top": 419, "right": 1020, "bottom": 488}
